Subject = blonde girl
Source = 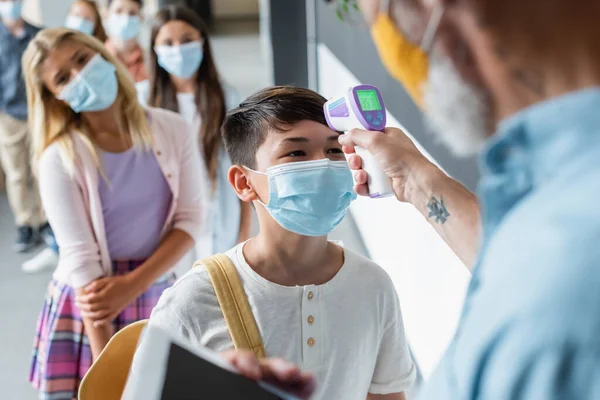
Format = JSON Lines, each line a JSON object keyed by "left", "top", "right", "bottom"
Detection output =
{"left": 24, "top": 28, "right": 205, "bottom": 398}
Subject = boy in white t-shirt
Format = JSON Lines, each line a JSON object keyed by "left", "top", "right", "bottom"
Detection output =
{"left": 143, "top": 86, "right": 416, "bottom": 399}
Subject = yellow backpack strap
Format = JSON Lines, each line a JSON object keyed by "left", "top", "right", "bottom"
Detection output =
{"left": 194, "top": 254, "right": 266, "bottom": 359}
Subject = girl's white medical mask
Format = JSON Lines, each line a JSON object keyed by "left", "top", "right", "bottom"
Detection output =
{"left": 248, "top": 159, "right": 357, "bottom": 237}
{"left": 155, "top": 41, "right": 204, "bottom": 79}
{"left": 58, "top": 54, "right": 119, "bottom": 113}
{"left": 0, "top": 0, "right": 23, "bottom": 22}
{"left": 65, "top": 15, "right": 95, "bottom": 36}
{"left": 106, "top": 14, "right": 141, "bottom": 41}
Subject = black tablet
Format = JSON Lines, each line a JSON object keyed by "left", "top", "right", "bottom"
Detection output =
{"left": 123, "top": 325, "right": 300, "bottom": 400}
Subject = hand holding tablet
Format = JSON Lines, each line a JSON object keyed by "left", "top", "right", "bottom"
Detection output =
{"left": 123, "top": 325, "right": 314, "bottom": 400}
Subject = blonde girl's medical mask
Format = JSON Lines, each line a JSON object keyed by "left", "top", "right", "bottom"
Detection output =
{"left": 58, "top": 54, "right": 119, "bottom": 113}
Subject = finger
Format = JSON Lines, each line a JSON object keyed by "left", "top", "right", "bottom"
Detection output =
{"left": 76, "top": 291, "right": 103, "bottom": 305}
{"left": 84, "top": 278, "right": 110, "bottom": 293}
{"left": 341, "top": 144, "right": 355, "bottom": 155}
{"left": 355, "top": 183, "right": 369, "bottom": 197}
{"left": 260, "top": 359, "right": 316, "bottom": 399}
{"left": 260, "top": 358, "right": 301, "bottom": 381}
{"left": 339, "top": 128, "right": 381, "bottom": 151}
{"left": 353, "top": 170, "right": 368, "bottom": 185}
{"left": 347, "top": 154, "right": 362, "bottom": 170}
{"left": 221, "top": 350, "right": 237, "bottom": 364}
{"left": 290, "top": 372, "right": 317, "bottom": 400}
{"left": 80, "top": 309, "right": 111, "bottom": 321}
{"left": 75, "top": 300, "right": 103, "bottom": 312}
{"left": 222, "top": 349, "right": 261, "bottom": 381}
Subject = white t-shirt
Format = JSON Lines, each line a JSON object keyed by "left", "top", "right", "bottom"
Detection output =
{"left": 172, "top": 91, "right": 213, "bottom": 258}
{"left": 143, "top": 242, "right": 416, "bottom": 399}
{"left": 175, "top": 92, "right": 199, "bottom": 129}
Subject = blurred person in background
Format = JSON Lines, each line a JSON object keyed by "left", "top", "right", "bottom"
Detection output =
{"left": 0, "top": 0, "right": 51, "bottom": 253}
{"left": 137, "top": 5, "right": 252, "bottom": 273}
{"left": 24, "top": 28, "right": 206, "bottom": 398}
{"left": 105, "top": 0, "right": 147, "bottom": 82}
{"left": 65, "top": 0, "right": 107, "bottom": 42}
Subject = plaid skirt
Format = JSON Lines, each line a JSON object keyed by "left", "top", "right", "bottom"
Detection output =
{"left": 29, "top": 260, "right": 175, "bottom": 400}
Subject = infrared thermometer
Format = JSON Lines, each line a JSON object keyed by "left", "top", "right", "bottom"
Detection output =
{"left": 324, "top": 85, "right": 393, "bottom": 198}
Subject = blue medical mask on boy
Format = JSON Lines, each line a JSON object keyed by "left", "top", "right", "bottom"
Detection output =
{"left": 0, "top": 0, "right": 23, "bottom": 22}
{"left": 248, "top": 159, "right": 357, "bottom": 237}
{"left": 65, "top": 15, "right": 95, "bottom": 36}
{"left": 58, "top": 54, "right": 119, "bottom": 113}
{"left": 155, "top": 41, "right": 204, "bottom": 79}
{"left": 106, "top": 14, "right": 141, "bottom": 41}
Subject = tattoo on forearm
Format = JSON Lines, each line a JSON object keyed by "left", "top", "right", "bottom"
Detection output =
{"left": 427, "top": 196, "right": 450, "bottom": 224}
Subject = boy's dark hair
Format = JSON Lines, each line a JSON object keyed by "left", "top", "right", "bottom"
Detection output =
{"left": 223, "top": 86, "right": 329, "bottom": 168}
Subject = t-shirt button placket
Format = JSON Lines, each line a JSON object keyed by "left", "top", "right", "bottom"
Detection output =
{"left": 302, "top": 286, "right": 320, "bottom": 366}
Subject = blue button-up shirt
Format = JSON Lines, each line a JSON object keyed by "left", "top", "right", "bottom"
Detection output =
{"left": 419, "top": 89, "right": 600, "bottom": 399}
{"left": 0, "top": 21, "right": 41, "bottom": 120}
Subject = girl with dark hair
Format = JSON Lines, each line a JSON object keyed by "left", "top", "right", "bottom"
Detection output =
{"left": 137, "top": 5, "right": 252, "bottom": 269}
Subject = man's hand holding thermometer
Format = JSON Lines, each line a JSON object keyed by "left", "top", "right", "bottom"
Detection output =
{"left": 324, "top": 85, "right": 395, "bottom": 198}
{"left": 327, "top": 85, "right": 434, "bottom": 202}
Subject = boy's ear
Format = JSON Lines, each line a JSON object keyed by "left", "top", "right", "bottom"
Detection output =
{"left": 228, "top": 165, "right": 258, "bottom": 202}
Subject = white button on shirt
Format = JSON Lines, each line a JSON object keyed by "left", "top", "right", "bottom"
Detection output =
{"left": 143, "top": 242, "right": 417, "bottom": 399}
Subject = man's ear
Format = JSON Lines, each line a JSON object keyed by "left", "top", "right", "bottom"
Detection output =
{"left": 228, "top": 165, "right": 258, "bottom": 202}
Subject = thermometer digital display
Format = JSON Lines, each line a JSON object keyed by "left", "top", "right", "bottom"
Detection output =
{"left": 356, "top": 89, "right": 382, "bottom": 111}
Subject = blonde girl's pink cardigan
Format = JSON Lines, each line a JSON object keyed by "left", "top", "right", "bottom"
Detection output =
{"left": 38, "top": 107, "right": 209, "bottom": 288}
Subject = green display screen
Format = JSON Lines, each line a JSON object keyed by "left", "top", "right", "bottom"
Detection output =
{"left": 356, "top": 89, "right": 382, "bottom": 111}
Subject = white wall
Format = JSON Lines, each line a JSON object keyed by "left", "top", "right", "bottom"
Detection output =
{"left": 318, "top": 44, "right": 470, "bottom": 379}
{"left": 212, "top": 0, "right": 259, "bottom": 18}
{"left": 38, "top": 0, "right": 70, "bottom": 27}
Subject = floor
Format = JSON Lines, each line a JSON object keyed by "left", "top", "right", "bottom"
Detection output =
{"left": 0, "top": 19, "right": 367, "bottom": 400}
{"left": 0, "top": 194, "right": 49, "bottom": 400}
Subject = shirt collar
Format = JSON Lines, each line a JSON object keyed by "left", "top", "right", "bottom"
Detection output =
{"left": 481, "top": 88, "right": 600, "bottom": 183}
